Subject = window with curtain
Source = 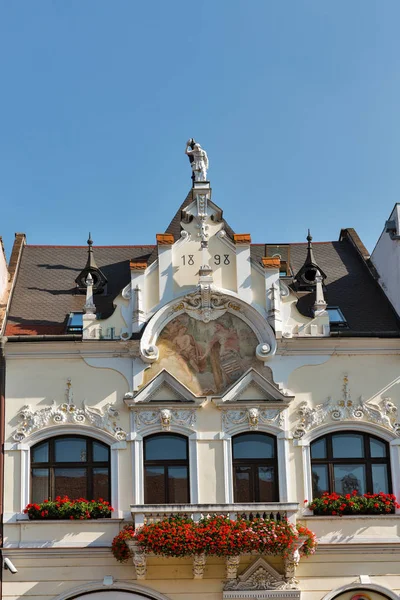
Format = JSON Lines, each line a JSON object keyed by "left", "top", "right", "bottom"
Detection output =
{"left": 31, "top": 436, "right": 110, "bottom": 503}
{"left": 144, "top": 433, "right": 189, "bottom": 504}
{"left": 232, "top": 432, "right": 279, "bottom": 502}
{"left": 310, "top": 432, "right": 391, "bottom": 497}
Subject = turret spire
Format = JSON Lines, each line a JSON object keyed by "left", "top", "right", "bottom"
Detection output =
{"left": 75, "top": 233, "right": 108, "bottom": 293}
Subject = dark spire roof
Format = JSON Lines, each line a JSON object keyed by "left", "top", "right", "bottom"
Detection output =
{"left": 75, "top": 233, "right": 108, "bottom": 294}
{"left": 292, "top": 230, "right": 327, "bottom": 291}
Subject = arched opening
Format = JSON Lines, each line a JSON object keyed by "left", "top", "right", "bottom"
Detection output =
{"left": 232, "top": 432, "right": 278, "bottom": 502}
{"left": 144, "top": 433, "right": 189, "bottom": 504}
{"left": 31, "top": 435, "right": 110, "bottom": 502}
{"left": 310, "top": 431, "right": 391, "bottom": 497}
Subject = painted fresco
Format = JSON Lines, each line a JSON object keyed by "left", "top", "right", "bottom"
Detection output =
{"left": 143, "top": 313, "right": 262, "bottom": 396}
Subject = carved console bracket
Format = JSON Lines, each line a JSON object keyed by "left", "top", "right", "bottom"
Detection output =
{"left": 226, "top": 555, "right": 241, "bottom": 579}
{"left": 127, "top": 542, "right": 147, "bottom": 580}
{"left": 193, "top": 553, "right": 207, "bottom": 579}
{"left": 293, "top": 375, "right": 400, "bottom": 439}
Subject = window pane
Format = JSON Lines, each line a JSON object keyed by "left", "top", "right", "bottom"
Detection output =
{"left": 234, "top": 466, "right": 252, "bottom": 502}
{"left": 233, "top": 434, "right": 274, "bottom": 459}
{"left": 258, "top": 466, "right": 276, "bottom": 502}
{"left": 93, "top": 442, "right": 109, "bottom": 462}
{"left": 31, "top": 468, "right": 49, "bottom": 503}
{"left": 372, "top": 464, "right": 389, "bottom": 494}
{"left": 312, "top": 464, "right": 329, "bottom": 497}
{"left": 55, "top": 468, "right": 87, "bottom": 499}
{"left": 370, "top": 438, "right": 387, "bottom": 458}
{"left": 168, "top": 466, "right": 189, "bottom": 503}
{"left": 55, "top": 438, "right": 87, "bottom": 463}
{"left": 332, "top": 434, "right": 364, "bottom": 458}
{"left": 145, "top": 435, "right": 187, "bottom": 461}
{"left": 145, "top": 466, "right": 165, "bottom": 503}
{"left": 32, "top": 442, "right": 49, "bottom": 463}
{"left": 311, "top": 438, "right": 326, "bottom": 459}
{"left": 93, "top": 468, "right": 110, "bottom": 501}
{"left": 334, "top": 464, "right": 366, "bottom": 495}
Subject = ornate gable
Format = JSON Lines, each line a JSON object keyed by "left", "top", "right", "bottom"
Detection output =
{"left": 223, "top": 557, "right": 300, "bottom": 599}
{"left": 124, "top": 370, "right": 206, "bottom": 406}
{"left": 215, "top": 369, "right": 294, "bottom": 405}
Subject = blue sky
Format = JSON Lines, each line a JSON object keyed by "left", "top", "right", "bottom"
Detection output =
{"left": 1, "top": 1, "right": 400, "bottom": 257}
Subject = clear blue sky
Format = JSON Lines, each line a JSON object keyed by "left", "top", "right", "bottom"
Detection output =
{"left": 1, "top": 1, "right": 400, "bottom": 258}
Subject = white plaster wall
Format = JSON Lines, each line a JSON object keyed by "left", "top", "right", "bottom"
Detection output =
{"left": 371, "top": 204, "right": 400, "bottom": 317}
{"left": 0, "top": 244, "right": 7, "bottom": 302}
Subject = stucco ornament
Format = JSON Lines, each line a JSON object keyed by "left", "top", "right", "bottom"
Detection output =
{"left": 185, "top": 138, "right": 209, "bottom": 182}
{"left": 193, "top": 553, "right": 207, "bottom": 579}
{"left": 172, "top": 288, "right": 236, "bottom": 324}
{"left": 12, "top": 379, "right": 127, "bottom": 442}
{"left": 135, "top": 408, "right": 196, "bottom": 432}
{"left": 222, "top": 407, "right": 284, "bottom": 432}
{"left": 293, "top": 375, "right": 400, "bottom": 439}
{"left": 224, "top": 557, "right": 298, "bottom": 592}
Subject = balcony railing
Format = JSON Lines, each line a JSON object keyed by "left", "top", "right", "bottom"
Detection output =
{"left": 130, "top": 502, "right": 299, "bottom": 530}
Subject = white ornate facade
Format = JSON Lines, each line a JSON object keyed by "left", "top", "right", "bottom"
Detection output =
{"left": 2, "top": 145, "right": 400, "bottom": 600}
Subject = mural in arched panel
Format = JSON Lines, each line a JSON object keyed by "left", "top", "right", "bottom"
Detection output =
{"left": 142, "top": 313, "right": 271, "bottom": 396}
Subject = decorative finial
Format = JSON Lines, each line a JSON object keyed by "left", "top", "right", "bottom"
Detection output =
{"left": 292, "top": 229, "right": 326, "bottom": 290}
{"left": 307, "top": 229, "right": 312, "bottom": 244}
{"left": 87, "top": 232, "right": 93, "bottom": 247}
{"left": 185, "top": 138, "right": 209, "bottom": 183}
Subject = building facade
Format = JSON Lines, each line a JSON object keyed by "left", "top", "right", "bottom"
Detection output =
{"left": 2, "top": 143, "right": 400, "bottom": 600}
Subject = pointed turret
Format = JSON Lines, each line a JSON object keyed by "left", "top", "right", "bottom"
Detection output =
{"left": 293, "top": 230, "right": 327, "bottom": 291}
{"left": 75, "top": 233, "right": 108, "bottom": 293}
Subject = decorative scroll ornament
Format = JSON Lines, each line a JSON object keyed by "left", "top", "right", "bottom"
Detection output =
{"left": 135, "top": 408, "right": 196, "bottom": 432}
{"left": 224, "top": 557, "right": 298, "bottom": 592}
{"left": 293, "top": 375, "right": 400, "bottom": 439}
{"left": 126, "top": 542, "right": 147, "bottom": 579}
{"left": 171, "top": 289, "right": 240, "bottom": 324}
{"left": 222, "top": 407, "right": 284, "bottom": 432}
{"left": 13, "top": 379, "right": 127, "bottom": 442}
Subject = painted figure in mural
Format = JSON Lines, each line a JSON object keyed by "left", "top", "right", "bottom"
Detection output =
{"left": 185, "top": 138, "right": 209, "bottom": 182}
{"left": 202, "top": 321, "right": 241, "bottom": 393}
{"left": 146, "top": 313, "right": 264, "bottom": 396}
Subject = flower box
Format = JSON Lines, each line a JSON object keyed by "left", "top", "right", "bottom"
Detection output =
{"left": 306, "top": 491, "right": 399, "bottom": 516}
{"left": 111, "top": 515, "right": 317, "bottom": 563}
{"left": 24, "top": 496, "right": 114, "bottom": 520}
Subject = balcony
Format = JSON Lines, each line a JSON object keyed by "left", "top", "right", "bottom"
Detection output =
{"left": 130, "top": 502, "right": 299, "bottom": 529}
{"left": 128, "top": 503, "right": 301, "bottom": 582}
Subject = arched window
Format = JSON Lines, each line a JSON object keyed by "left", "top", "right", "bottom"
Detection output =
{"left": 144, "top": 434, "right": 189, "bottom": 504}
{"left": 31, "top": 436, "right": 110, "bottom": 503}
{"left": 232, "top": 432, "right": 278, "bottom": 502}
{"left": 310, "top": 432, "right": 391, "bottom": 497}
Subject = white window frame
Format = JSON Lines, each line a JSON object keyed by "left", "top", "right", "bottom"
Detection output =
{"left": 4, "top": 425, "right": 127, "bottom": 520}
{"left": 129, "top": 414, "right": 199, "bottom": 505}
{"left": 221, "top": 423, "right": 291, "bottom": 504}
{"left": 294, "top": 421, "right": 400, "bottom": 515}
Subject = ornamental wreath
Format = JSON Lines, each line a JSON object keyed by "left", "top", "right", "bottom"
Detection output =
{"left": 111, "top": 515, "right": 317, "bottom": 563}
{"left": 306, "top": 491, "right": 400, "bottom": 516}
{"left": 24, "top": 496, "right": 114, "bottom": 520}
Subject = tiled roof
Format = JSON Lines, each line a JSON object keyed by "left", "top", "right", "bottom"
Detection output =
{"left": 6, "top": 245, "right": 154, "bottom": 335}
{"left": 251, "top": 239, "right": 400, "bottom": 333}
{"left": 5, "top": 191, "right": 400, "bottom": 337}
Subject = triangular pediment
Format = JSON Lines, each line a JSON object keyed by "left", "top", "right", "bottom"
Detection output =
{"left": 214, "top": 369, "right": 294, "bottom": 406}
{"left": 124, "top": 370, "right": 206, "bottom": 406}
{"left": 224, "top": 557, "right": 300, "bottom": 597}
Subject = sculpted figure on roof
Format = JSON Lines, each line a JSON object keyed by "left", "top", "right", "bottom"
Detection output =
{"left": 185, "top": 138, "right": 209, "bottom": 182}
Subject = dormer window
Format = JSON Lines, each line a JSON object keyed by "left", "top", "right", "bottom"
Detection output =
{"left": 327, "top": 306, "right": 348, "bottom": 328}
{"left": 66, "top": 312, "right": 83, "bottom": 333}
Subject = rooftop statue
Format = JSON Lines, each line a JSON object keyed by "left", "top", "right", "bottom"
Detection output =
{"left": 185, "top": 138, "right": 209, "bottom": 182}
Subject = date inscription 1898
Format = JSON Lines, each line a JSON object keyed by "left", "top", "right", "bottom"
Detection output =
{"left": 181, "top": 254, "right": 231, "bottom": 266}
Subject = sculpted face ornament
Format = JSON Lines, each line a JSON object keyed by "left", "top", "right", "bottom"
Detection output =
{"left": 160, "top": 409, "right": 172, "bottom": 431}
{"left": 247, "top": 408, "right": 259, "bottom": 429}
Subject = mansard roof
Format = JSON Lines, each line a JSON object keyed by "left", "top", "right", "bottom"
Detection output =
{"left": 5, "top": 198, "right": 400, "bottom": 337}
